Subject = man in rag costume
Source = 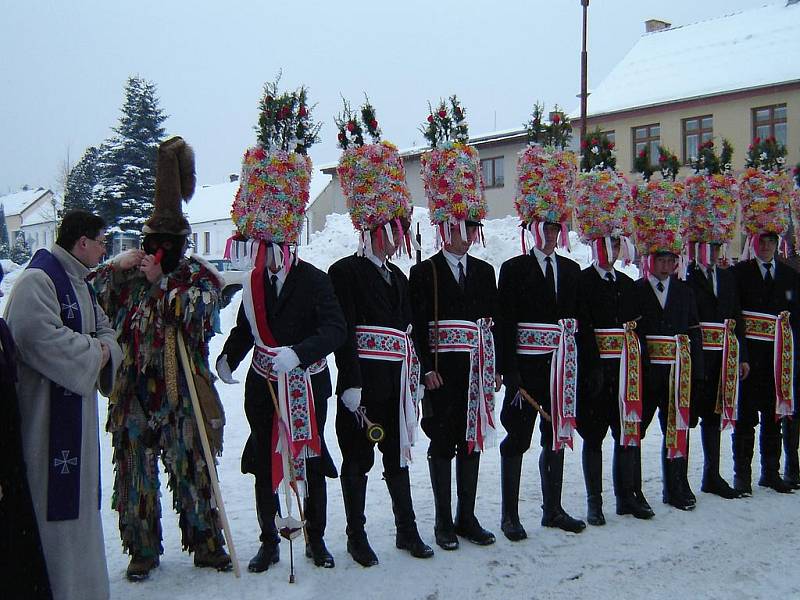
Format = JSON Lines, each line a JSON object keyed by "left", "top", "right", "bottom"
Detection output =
{"left": 91, "top": 137, "right": 232, "bottom": 580}
{"left": 4, "top": 210, "right": 122, "bottom": 599}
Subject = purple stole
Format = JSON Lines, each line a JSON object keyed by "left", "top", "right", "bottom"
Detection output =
{"left": 27, "top": 249, "right": 96, "bottom": 521}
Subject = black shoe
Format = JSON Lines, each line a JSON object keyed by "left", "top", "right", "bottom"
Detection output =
{"left": 732, "top": 475, "right": 753, "bottom": 497}
{"left": 758, "top": 473, "right": 795, "bottom": 494}
{"left": 126, "top": 555, "right": 159, "bottom": 582}
{"left": 435, "top": 527, "right": 459, "bottom": 551}
{"left": 347, "top": 533, "right": 379, "bottom": 567}
{"left": 501, "top": 516, "right": 527, "bottom": 541}
{"left": 248, "top": 542, "right": 279, "bottom": 573}
{"left": 784, "top": 476, "right": 800, "bottom": 490}
{"left": 195, "top": 546, "right": 233, "bottom": 572}
{"left": 586, "top": 494, "right": 606, "bottom": 526}
{"left": 396, "top": 527, "right": 434, "bottom": 559}
{"left": 616, "top": 494, "right": 654, "bottom": 520}
{"left": 454, "top": 518, "right": 495, "bottom": 546}
{"left": 305, "top": 539, "right": 335, "bottom": 568}
{"left": 541, "top": 509, "right": 586, "bottom": 533}
{"left": 701, "top": 476, "right": 742, "bottom": 499}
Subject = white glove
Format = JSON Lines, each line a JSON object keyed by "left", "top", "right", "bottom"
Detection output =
{"left": 272, "top": 346, "right": 301, "bottom": 374}
{"left": 341, "top": 388, "right": 362, "bottom": 413}
{"left": 215, "top": 355, "right": 239, "bottom": 384}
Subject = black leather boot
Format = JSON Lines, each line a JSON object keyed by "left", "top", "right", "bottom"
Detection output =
{"left": 732, "top": 429, "right": 754, "bottom": 496}
{"left": 385, "top": 469, "right": 434, "bottom": 559}
{"left": 341, "top": 474, "right": 379, "bottom": 567}
{"left": 680, "top": 430, "right": 697, "bottom": 507}
{"left": 700, "top": 423, "right": 740, "bottom": 499}
{"left": 427, "top": 456, "right": 458, "bottom": 550}
{"left": 632, "top": 446, "right": 654, "bottom": 515}
{"left": 540, "top": 447, "right": 586, "bottom": 533}
{"left": 782, "top": 418, "right": 800, "bottom": 489}
{"left": 758, "top": 430, "right": 794, "bottom": 493}
{"left": 500, "top": 454, "right": 527, "bottom": 541}
{"left": 662, "top": 442, "right": 694, "bottom": 511}
{"left": 582, "top": 445, "right": 605, "bottom": 526}
{"left": 454, "top": 453, "right": 495, "bottom": 545}
{"left": 614, "top": 446, "right": 654, "bottom": 519}
{"left": 304, "top": 470, "right": 334, "bottom": 568}
{"left": 249, "top": 482, "right": 280, "bottom": 573}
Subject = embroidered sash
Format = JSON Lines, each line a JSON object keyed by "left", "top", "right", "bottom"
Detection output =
{"left": 595, "top": 323, "right": 643, "bottom": 447}
{"left": 646, "top": 335, "right": 692, "bottom": 459}
{"left": 516, "top": 320, "right": 578, "bottom": 451}
{"left": 427, "top": 318, "right": 496, "bottom": 453}
{"left": 27, "top": 249, "right": 89, "bottom": 521}
{"left": 242, "top": 255, "right": 321, "bottom": 493}
{"left": 701, "top": 321, "right": 740, "bottom": 430}
{"left": 356, "top": 325, "right": 421, "bottom": 467}
{"left": 743, "top": 310, "right": 794, "bottom": 420}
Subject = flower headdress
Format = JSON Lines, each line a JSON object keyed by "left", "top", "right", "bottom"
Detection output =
{"left": 419, "top": 95, "right": 486, "bottom": 246}
{"left": 336, "top": 97, "right": 415, "bottom": 258}
{"left": 681, "top": 139, "right": 737, "bottom": 267}
{"left": 739, "top": 136, "right": 792, "bottom": 259}
{"left": 631, "top": 179, "right": 686, "bottom": 277}
{"left": 575, "top": 128, "right": 634, "bottom": 268}
{"left": 228, "top": 74, "right": 321, "bottom": 271}
{"left": 515, "top": 102, "right": 576, "bottom": 253}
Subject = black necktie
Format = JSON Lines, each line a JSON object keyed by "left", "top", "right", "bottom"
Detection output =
{"left": 764, "top": 263, "right": 773, "bottom": 284}
{"left": 381, "top": 264, "right": 392, "bottom": 285}
{"left": 605, "top": 272, "right": 614, "bottom": 283}
{"left": 545, "top": 256, "right": 556, "bottom": 300}
{"left": 656, "top": 281, "right": 665, "bottom": 293}
{"left": 267, "top": 273, "right": 278, "bottom": 307}
{"left": 707, "top": 267, "right": 716, "bottom": 295}
{"left": 457, "top": 262, "right": 466, "bottom": 291}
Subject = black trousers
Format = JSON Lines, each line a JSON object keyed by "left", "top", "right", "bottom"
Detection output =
{"left": 577, "top": 360, "right": 623, "bottom": 449}
{"left": 421, "top": 354, "right": 474, "bottom": 460}
{"left": 336, "top": 360, "right": 405, "bottom": 478}
{"left": 693, "top": 351, "right": 723, "bottom": 428}
{"left": 500, "top": 354, "right": 554, "bottom": 456}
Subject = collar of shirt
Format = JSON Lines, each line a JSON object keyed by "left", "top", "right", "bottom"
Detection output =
{"left": 441, "top": 248, "right": 467, "bottom": 279}
{"left": 593, "top": 262, "right": 615, "bottom": 282}
{"left": 267, "top": 265, "right": 288, "bottom": 294}
{"left": 532, "top": 246, "right": 558, "bottom": 279}
{"left": 648, "top": 274, "right": 670, "bottom": 300}
{"left": 755, "top": 256, "right": 776, "bottom": 278}
{"left": 366, "top": 253, "right": 387, "bottom": 271}
{"left": 698, "top": 263, "right": 717, "bottom": 295}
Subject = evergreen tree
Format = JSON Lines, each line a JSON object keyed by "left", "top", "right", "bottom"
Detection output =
{"left": 63, "top": 146, "right": 100, "bottom": 213}
{"left": 0, "top": 204, "right": 9, "bottom": 259}
{"left": 93, "top": 76, "right": 167, "bottom": 230}
{"left": 8, "top": 233, "right": 32, "bottom": 264}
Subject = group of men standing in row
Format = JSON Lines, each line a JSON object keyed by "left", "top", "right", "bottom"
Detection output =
{"left": 3, "top": 133, "right": 798, "bottom": 600}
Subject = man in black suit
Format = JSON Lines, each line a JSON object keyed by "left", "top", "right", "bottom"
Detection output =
{"left": 576, "top": 237, "right": 653, "bottom": 524}
{"left": 633, "top": 252, "right": 704, "bottom": 511}
{"left": 732, "top": 233, "right": 797, "bottom": 495}
{"left": 409, "top": 221, "right": 498, "bottom": 551}
{"left": 686, "top": 244, "right": 749, "bottom": 499}
{"left": 329, "top": 222, "right": 434, "bottom": 567}
{"left": 498, "top": 221, "right": 586, "bottom": 540}
{"left": 216, "top": 243, "right": 347, "bottom": 571}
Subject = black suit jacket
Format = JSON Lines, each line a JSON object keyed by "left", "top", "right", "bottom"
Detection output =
{"left": 328, "top": 254, "right": 412, "bottom": 394}
{"left": 409, "top": 251, "right": 498, "bottom": 376}
{"left": 497, "top": 252, "right": 582, "bottom": 379}
{"left": 686, "top": 262, "right": 748, "bottom": 364}
{"left": 631, "top": 275, "right": 704, "bottom": 381}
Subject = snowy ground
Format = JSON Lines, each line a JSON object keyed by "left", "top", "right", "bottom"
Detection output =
{"left": 2, "top": 213, "right": 799, "bottom": 600}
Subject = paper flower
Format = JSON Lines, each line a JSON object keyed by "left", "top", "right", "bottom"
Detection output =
{"left": 337, "top": 140, "right": 413, "bottom": 231}
{"left": 574, "top": 170, "right": 632, "bottom": 241}
{"left": 515, "top": 145, "right": 577, "bottom": 225}
{"left": 681, "top": 173, "right": 737, "bottom": 244}
{"left": 420, "top": 141, "right": 486, "bottom": 225}
{"left": 631, "top": 180, "right": 685, "bottom": 256}
{"left": 738, "top": 168, "right": 792, "bottom": 236}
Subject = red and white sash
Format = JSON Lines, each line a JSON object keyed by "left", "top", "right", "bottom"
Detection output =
{"left": 743, "top": 310, "right": 794, "bottom": 420}
{"left": 646, "top": 335, "right": 692, "bottom": 459}
{"left": 355, "top": 325, "right": 421, "bottom": 467}
{"left": 700, "top": 320, "right": 740, "bottom": 430}
{"left": 516, "top": 319, "right": 578, "bottom": 450}
{"left": 242, "top": 256, "right": 320, "bottom": 494}
{"left": 428, "top": 318, "right": 496, "bottom": 453}
{"left": 595, "top": 323, "right": 643, "bottom": 447}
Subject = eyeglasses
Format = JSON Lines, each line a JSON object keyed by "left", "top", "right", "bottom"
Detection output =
{"left": 86, "top": 236, "right": 106, "bottom": 247}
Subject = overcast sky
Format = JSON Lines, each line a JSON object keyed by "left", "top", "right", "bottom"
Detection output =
{"left": 0, "top": 0, "right": 776, "bottom": 194}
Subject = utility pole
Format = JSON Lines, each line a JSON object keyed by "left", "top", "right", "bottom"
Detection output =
{"left": 580, "top": 0, "right": 590, "bottom": 143}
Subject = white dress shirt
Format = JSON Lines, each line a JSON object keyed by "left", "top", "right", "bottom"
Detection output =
{"left": 532, "top": 247, "right": 558, "bottom": 290}
{"left": 755, "top": 256, "right": 776, "bottom": 281}
{"left": 441, "top": 248, "right": 468, "bottom": 283}
{"left": 697, "top": 263, "right": 717, "bottom": 297}
{"left": 593, "top": 262, "right": 615, "bottom": 282}
{"left": 648, "top": 274, "right": 670, "bottom": 309}
{"left": 367, "top": 254, "right": 392, "bottom": 284}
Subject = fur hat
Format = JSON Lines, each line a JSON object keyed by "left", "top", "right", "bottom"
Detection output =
{"left": 143, "top": 136, "right": 195, "bottom": 235}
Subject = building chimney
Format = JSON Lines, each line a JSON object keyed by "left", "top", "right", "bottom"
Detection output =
{"left": 645, "top": 19, "right": 671, "bottom": 33}
{"left": 229, "top": 173, "right": 239, "bottom": 183}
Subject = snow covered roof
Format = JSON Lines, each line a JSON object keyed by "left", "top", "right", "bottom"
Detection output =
{"left": 581, "top": 2, "right": 800, "bottom": 118}
{"left": 0, "top": 187, "right": 51, "bottom": 217}
{"left": 185, "top": 169, "right": 332, "bottom": 225}
{"left": 21, "top": 196, "right": 62, "bottom": 226}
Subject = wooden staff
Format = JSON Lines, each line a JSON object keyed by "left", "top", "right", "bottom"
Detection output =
{"left": 518, "top": 387, "right": 552, "bottom": 422}
{"left": 176, "top": 332, "right": 240, "bottom": 578}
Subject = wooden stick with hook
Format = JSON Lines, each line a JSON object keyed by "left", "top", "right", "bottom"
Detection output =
{"left": 518, "top": 387, "right": 552, "bottom": 422}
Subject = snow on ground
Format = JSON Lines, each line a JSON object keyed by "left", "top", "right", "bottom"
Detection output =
{"left": 2, "top": 213, "right": 798, "bottom": 600}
